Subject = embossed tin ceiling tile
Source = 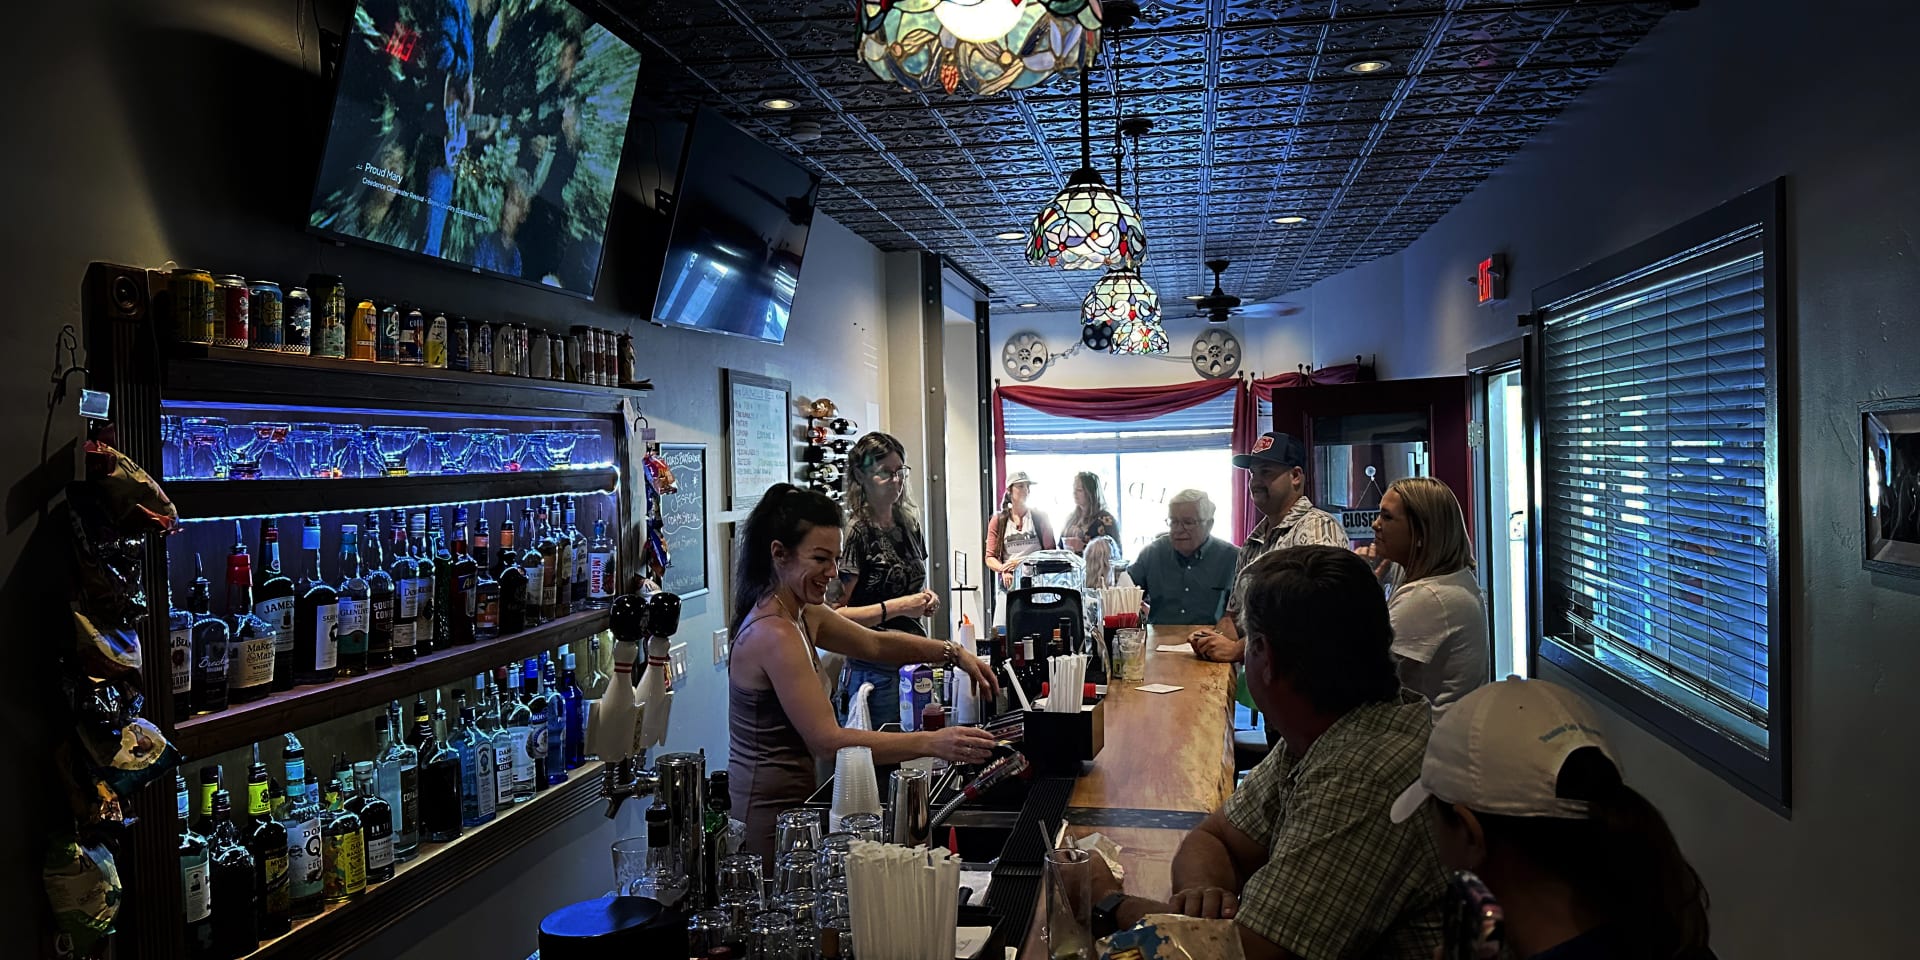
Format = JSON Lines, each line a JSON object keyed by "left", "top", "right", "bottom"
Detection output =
{"left": 1135, "top": 0, "right": 1208, "bottom": 30}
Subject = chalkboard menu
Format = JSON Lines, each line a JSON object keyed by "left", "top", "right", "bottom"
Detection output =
{"left": 658, "top": 443, "right": 709, "bottom": 599}
{"left": 725, "top": 369, "right": 792, "bottom": 512}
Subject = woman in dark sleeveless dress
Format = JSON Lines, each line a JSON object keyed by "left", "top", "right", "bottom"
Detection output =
{"left": 727, "top": 484, "right": 999, "bottom": 860}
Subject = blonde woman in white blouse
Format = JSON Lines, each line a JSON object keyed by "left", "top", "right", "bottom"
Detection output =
{"left": 1364, "top": 477, "right": 1489, "bottom": 713}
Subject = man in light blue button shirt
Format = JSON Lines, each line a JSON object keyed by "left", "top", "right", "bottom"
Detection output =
{"left": 1129, "top": 490, "right": 1239, "bottom": 625}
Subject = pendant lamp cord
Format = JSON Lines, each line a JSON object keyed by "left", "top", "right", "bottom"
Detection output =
{"left": 1079, "top": 60, "right": 1092, "bottom": 171}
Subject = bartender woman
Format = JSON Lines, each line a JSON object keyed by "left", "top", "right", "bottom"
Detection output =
{"left": 832, "top": 432, "right": 940, "bottom": 727}
{"left": 984, "top": 471, "right": 1056, "bottom": 626}
{"left": 728, "top": 484, "right": 998, "bottom": 859}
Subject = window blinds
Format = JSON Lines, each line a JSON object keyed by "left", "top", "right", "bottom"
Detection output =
{"left": 1001, "top": 391, "right": 1235, "bottom": 455}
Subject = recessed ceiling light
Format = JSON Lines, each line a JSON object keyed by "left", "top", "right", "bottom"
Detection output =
{"left": 995, "top": 231, "right": 1026, "bottom": 240}
{"left": 1346, "top": 58, "right": 1391, "bottom": 74}
{"left": 758, "top": 97, "right": 798, "bottom": 110}
{"left": 1270, "top": 215, "right": 1308, "bottom": 224}
{"left": 1017, "top": 302, "right": 1039, "bottom": 308}
{"left": 1184, "top": 294, "right": 1206, "bottom": 301}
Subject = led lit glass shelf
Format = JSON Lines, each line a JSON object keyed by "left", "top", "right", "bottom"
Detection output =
{"left": 238, "top": 759, "right": 608, "bottom": 960}
{"left": 163, "top": 468, "right": 619, "bottom": 522}
{"left": 170, "top": 609, "right": 610, "bottom": 758}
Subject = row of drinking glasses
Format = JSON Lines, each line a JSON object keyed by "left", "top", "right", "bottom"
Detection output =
{"left": 688, "top": 810, "right": 883, "bottom": 959}
{"left": 160, "top": 416, "right": 612, "bottom": 480}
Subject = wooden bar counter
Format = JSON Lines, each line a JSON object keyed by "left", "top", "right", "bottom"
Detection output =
{"left": 1018, "top": 624, "right": 1238, "bottom": 957}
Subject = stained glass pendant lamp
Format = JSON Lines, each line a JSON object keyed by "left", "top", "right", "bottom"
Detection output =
{"left": 1026, "top": 60, "right": 1147, "bottom": 271}
{"left": 858, "top": 0, "right": 1103, "bottom": 96}
{"left": 1091, "top": 117, "right": 1167, "bottom": 355}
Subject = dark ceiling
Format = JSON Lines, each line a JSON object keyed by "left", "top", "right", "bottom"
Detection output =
{"left": 598, "top": 1, "right": 1671, "bottom": 311}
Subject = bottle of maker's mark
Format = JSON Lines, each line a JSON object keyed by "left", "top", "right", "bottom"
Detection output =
{"left": 255, "top": 519, "right": 298, "bottom": 692}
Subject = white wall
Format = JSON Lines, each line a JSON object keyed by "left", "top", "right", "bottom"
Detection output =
{"left": 943, "top": 304, "right": 987, "bottom": 617}
{"left": 1246, "top": 1, "right": 1920, "bottom": 955}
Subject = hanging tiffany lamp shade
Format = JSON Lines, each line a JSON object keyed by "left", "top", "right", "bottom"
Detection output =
{"left": 1110, "top": 314, "right": 1171, "bottom": 355}
{"left": 857, "top": 0, "right": 1103, "bottom": 96}
{"left": 1026, "top": 171, "right": 1147, "bottom": 270}
{"left": 1082, "top": 267, "right": 1164, "bottom": 346}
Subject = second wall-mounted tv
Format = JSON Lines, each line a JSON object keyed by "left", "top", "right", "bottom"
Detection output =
{"left": 650, "top": 109, "right": 821, "bottom": 344}
{"left": 307, "top": 0, "right": 641, "bottom": 297}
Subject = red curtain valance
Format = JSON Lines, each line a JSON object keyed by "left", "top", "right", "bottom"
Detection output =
{"left": 992, "top": 377, "right": 1241, "bottom": 504}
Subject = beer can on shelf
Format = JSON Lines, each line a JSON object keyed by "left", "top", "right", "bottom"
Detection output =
{"left": 564, "top": 334, "right": 582, "bottom": 382}
{"left": 516, "top": 326, "right": 532, "bottom": 378}
{"left": 472, "top": 321, "right": 494, "bottom": 374}
{"left": 491, "top": 322, "right": 514, "bottom": 376}
{"left": 529, "top": 331, "right": 551, "bottom": 380}
{"left": 283, "top": 286, "right": 312, "bottom": 354}
{"left": 425, "top": 312, "right": 449, "bottom": 368}
{"left": 397, "top": 305, "right": 424, "bottom": 365}
{"left": 213, "top": 274, "right": 250, "bottom": 348}
{"left": 347, "top": 299, "right": 377, "bottom": 360}
{"left": 169, "top": 266, "right": 215, "bottom": 344}
{"left": 308, "top": 274, "right": 347, "bottom": 358}
{"left": 449, "top": 317, "right": 471, "bottom": 372}
{"left": 375, "top": 303, "right": 400, "bottom": 362}
{"left": 247, "top": 281, "right": 283, "bottom": 351}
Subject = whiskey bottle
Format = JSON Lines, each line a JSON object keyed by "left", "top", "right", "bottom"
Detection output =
{"left": 519, "top": 504, "right": 546, "bottom": 627}
{"left": 410, "top": 512, "right": 437, "bottom": 656}
{"left": 365, "top": 512, "right": 395, "bottom": 668}
{"left": 524, "top": 660, "right": 552, "bottom": 791}
{"left": 292, "top": 516, "right": 339, "bottom": 686}
{"left": 177, "top": 773, "right": 215, "bottom": 958}
{"left": 188, "top": 554, "right": 232, "bottom": 714}
{"left": 374, "top": 709, "right": 419, "bottom": 863}
{"left": 480, "top": 676, "right": 516, "bottom": 812}
{"left": 432, "top": 508, "right": 456, "bottom": 647}
{"left": 565, "top": 497, "right": 588, "bottom": 612}
{"left": 349, "top": 762, "right": 395, "bottom": 883}
{"left": 498, "top": 521, "right": 528, "bottom": 635}
{"left": 418, "top": 707, "right": 464, "bottom": 843}
{"left": 455, "top": 705, "right": 497, "bottom": 827}
{"left": 586, "top": 519, "right": 616, "bottom": 608}
{"left": 473, "top": 512, "right": 500, "bottom": 641}
{"left": 170, "top": 582, "right": 194, "bottom": 723}
{"left": 320, "top": 778, "right": 366, "bottom": 903}
{"left": 281, "top": 736, "right": 325, "bottom": 918}
{"left": 503, "top": 668, "right": 535, "bottom": 803}
{"left": 194, "top": 764, "right": 223, "bottom": 837}
{"left": 248, "top": 760, "right": 292, "bottom": 938}
{"left": 537, "top": 503, "right": 562, "bottom": 620}
{"left": 335, "top": 524, "right": 370, "bottom": 676}
{"left": 448, "top": 507, "right": 477, "bottom": 645}
{"left": 227, "top": 530, "right": 275, "bottom": 703}
{"left": 208, "top": 789, "right": 260, "bottom": 957}
{"left": 388, "top": 511, "right": 420, "bottom": 663}
{"left": 255, "top": 520, "right": 297, "bottom": 692}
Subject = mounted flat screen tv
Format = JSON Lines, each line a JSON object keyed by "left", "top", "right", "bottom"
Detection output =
{"left": 308, "top": 0, "right": 641, "bottom": 298}
{"left": 650, "top": 109, "right": 820, "bottom": 344}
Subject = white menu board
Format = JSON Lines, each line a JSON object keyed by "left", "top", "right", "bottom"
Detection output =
{"left": 725, "top": 369, "right": 792, "bottom": 511}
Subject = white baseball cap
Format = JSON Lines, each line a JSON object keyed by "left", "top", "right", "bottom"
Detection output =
{"left": 1390, "top": 678, "right": 1615, "bottom": 823}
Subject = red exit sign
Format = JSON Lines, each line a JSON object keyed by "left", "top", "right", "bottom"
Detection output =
{"left": 1475, "top": 254, "right": 1507, "bottom": 305}
{"left": 385, "top": 22, "right": 419, "bottom": 62}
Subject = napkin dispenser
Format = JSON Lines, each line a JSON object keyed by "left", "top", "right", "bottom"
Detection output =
{"left": 1018, "top": 696, "right": 1105, "bottom": 774}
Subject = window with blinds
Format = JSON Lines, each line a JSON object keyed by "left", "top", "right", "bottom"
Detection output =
{"left": 1001, "top": 391, "right": 1235, "bottom": 455}
{"left": 1539, "top": 225, "right": 1778, "bottom": 756}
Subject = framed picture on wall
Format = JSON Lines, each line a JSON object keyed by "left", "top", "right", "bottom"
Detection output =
{"left": 725, "top": 369, "right": 793, "bottom": 512}
{"left": 1862, "top": 398, "right": 1920, "bottom": 577}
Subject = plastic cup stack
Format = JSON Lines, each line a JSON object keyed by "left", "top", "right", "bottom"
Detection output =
{"left": 830, "top": 745, "right": 882, "bottom": 827}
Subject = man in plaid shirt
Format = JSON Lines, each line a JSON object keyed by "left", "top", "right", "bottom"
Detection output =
{"left": 1089, "top": 546, "right": 1445, "bottom": 959}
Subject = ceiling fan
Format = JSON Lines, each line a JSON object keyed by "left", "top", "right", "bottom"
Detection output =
{"left": 1188, "top": 259, "right": 1303, "bottom": 323}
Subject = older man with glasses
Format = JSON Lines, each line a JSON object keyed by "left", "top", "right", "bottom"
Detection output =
{"left": 1126, "top": 489, "right": 1239, "bottom": 626}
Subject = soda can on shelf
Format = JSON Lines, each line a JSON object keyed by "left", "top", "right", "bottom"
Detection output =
{"left": 168, "top": 266, "right": 215, "bottom": 344}
{"left": 308, "top": 274, "right": 348, "bottom": 358}
{"left": 529, "top": 331, "right": 550, "bottom": 380}
{"left": 491, "top": 322, "right": 513, "bottom": 376}
{"left": 473, "top": 320, "right": 494, "bottom": 374}
{"left": 425, "top": 312, "right": 449, "bottom": 368}
{"left": 564, "top": 334, "right": 582, "bottom": 382}
{"left": 449, "top": 317, "right": 471, "bottom": 372}
{"left": 247, "top": 281, "right": 283, "bottom": 351}
{"left": 375, "top": 303, "right": 400, "bottom": 362}
{"left": 213, "top": 274, "right": 250, "bottom": 348}
{"left": 397, "top": 305, "right": 424, "bottom": 365}
{"left": 283, "top": 286, "right": 312, "bottom": 355}
{"left": 348, "top": 298, "right": 377, "bottom": 360}
{"left": 516, "top": 325, "right": 533, "bottom": 378}
{"left": 580, "top": 329, "right": 598, "bottom": 385}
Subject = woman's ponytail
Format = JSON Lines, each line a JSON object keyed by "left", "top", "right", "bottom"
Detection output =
{"left": 1577, "top": 755, "right": 1711, "bottom": 957}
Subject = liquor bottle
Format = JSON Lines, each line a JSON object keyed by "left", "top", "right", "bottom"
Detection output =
{"left": 246, "top": 745, "right": 291, "bottom": 937}
{"left": 498, "top": 520, "right": 528, "bottom": 635}
{"left": 455, "top": 705, "right": 498, "bottom": 827}
{"left": 503, "top": 667, "right": 535, "bottom": 803}
{"left": 578, "top": 631, "right": 611, "bottom": 698}
{"left": 432, "top": 508, "right": 456, "bottom": 647}
{"left": 292, "top": 516, "right": 339, "bottom": 686}
{"left": 519, "top": 504, "right": 546, "bottom": 627}
{"left": 523, "top": 660, "right": 552, "bottom": 792}
{"left": 374, "top": 709, "right": 419, "bottom": 863}
{"left": 703, "top": 771, "right": 737, "bottom": 898}
{"left": 349, "top": 762, "right": 395, "bottom": 883}
{"left": 321, "top": 778, "right": 366, "bottom": 903}
{"left": 188, "top": 554, "right": 231, "bottom": 714}
{"left": 256, "top": 520, "right": 298, "bottom": 692}
{"left": 629, "top": 804, "right": 688, "bottom": 907}
{"left": 178, "top": 773, "right": 215, "bottom": 958}
{"left": 365, "top": 512, "right": 394, "bottom": 668}
{"left": 418, "top": 707, "right": 464, "bottom": 843}
{"left": 170, "top": 582, "right": 195, "bottom": 723}
{"left": 195, "top": 764, "right": 222, "bottom": 836}
{"left": 335, "top": 524, "right": 370, "bottom": 676}
{"left": 565, "top": 497, "right": 589, "bottom": 611}
{"left": 208, "top": 789, "right": 259, "bottom": 957}
{"left": 536, "top": 502, "right": 562, "bottom": 620}
{"left": 481, "top": 675, "right": 517, "bottom": 811}
{"left": 411, "top": 512, "right": 437, "bottom": 656}
{"left": 448, "top": 507, "right": 476, "bottom": 645}
{"left": 560, "top": 650, "right": 585, "bottom": 769}
{"left": 388, "top": 511, "right": 419, "bottom": 663}
{"left": 473, "top": 512, "right": 500, "bottom": 641}
{"left": 541, "top": 654, "right": 569, "bottom": 782}
{"left": 282, "top": 735, "right": 325, "bottom": 918}
{"left": 227, "top": 529, "right": 275, "bottom": 703}
{"left": 407, "top": 695, "right": 431, "bottom": 750}
{"left": 546, "top": 498, "right": 572, "bottom": 619}
{"left": 586, "top": 518, "right": 616, "bottom": 608}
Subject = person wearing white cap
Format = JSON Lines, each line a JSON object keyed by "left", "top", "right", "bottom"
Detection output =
{"left": 1389, "top": 679, "right": 1714, "bottom": 960}
{"left": 984, "top": 470, "right": 1056, "bottom": 625}
{"left": 1085, "top": 546, "right": 1445, "bottom": 959}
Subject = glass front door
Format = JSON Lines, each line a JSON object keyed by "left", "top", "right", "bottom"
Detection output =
{"left": 1482, "top": 366, "right": 1529, "bottom": 678}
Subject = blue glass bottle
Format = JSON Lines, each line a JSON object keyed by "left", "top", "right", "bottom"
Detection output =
{"left": 561, "top": 651, "right": 585, "bottom": 769}
{"left": 455, "top": 706, "right": 497, "bottom": 827}
{"left": 541, "top": 654, "right": 568, "bottom": 783}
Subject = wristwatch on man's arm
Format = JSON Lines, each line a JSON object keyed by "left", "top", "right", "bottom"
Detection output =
{"left": 1093, "top": 890, "right": 1132, "bottom": 939}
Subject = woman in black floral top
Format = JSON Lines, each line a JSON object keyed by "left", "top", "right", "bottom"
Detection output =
{"left": 833, "top": 432, "right": 939, "bottom": 727}
{"left": 1061, "top": 472, "right": 1120, "bottom": 554}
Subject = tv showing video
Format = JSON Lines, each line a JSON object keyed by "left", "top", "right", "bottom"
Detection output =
{"left": 651, "top": 109, "right": 820, "bottom": 344}
{"left": 308, "top": 0, "right": 641, "bottom": 297}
